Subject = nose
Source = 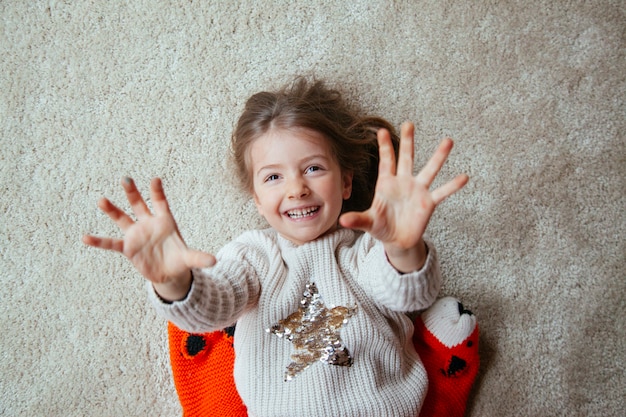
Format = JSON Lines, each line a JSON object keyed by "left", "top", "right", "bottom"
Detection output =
{"left": 286, "top": 176, "right": 310, "bottom": 199}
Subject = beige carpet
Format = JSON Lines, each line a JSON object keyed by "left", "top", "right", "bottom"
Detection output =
{"left": 1, "top": 1, "right": 624, "bottom": 416}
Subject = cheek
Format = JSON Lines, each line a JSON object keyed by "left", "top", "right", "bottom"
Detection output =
{"left": 254, "top": 188, "right": 280, "bottom": 214}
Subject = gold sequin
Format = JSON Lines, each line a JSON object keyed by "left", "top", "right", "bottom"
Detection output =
{"left": 267, "top": 282, "right": 357, "bottom": 381}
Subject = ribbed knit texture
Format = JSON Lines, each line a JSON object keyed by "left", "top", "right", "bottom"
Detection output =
{"left": 414, "top": 297, "right": 480, "bottom": 417}
{"left": 167, "top": 297, "right": 479, "bottom": 417}
{"left": 151, "top": 228, "right": 441, "bottom": 417}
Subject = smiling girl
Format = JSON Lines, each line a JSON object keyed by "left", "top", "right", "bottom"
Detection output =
{"left": 84, "top": 78, "right": 469, "bottom": 417}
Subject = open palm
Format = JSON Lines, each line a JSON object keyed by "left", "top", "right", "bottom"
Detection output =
{"left": 83, "top": 178, "right": 215, "bottom": 300}
{"left": 340, "top": 122, "right": 468, "bottom": 251}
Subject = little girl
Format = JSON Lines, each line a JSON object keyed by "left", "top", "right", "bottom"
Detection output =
{"left": 84, "top": 78, "right": 469, "bottom": 417}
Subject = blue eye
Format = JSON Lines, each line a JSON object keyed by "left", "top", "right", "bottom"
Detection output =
{"left": 265, "top": 174, "right": 280, "bottom": 182}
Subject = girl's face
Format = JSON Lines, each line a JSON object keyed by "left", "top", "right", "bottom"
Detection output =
{"left": 250, "top": 127, "right": 353, "bottom": 246}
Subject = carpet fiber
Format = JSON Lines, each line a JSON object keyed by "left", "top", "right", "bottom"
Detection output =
{"left": 1, "top": 1, "right": 624, "bottom": 416}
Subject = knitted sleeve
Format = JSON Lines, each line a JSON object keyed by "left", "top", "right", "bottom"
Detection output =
{"left": 357, "top": 236, "right": 441, "bottom": 312}
{"left": 147, "top": 235, "right": 264, "bottom": 333}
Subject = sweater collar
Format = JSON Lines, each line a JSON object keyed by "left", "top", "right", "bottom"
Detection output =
{"left": 275, "top": 227, "right": 356, "bottom": 251}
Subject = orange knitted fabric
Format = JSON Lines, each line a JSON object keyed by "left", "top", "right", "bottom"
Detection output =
{"left": 168, "top": 322, "right": 247, "bottom": 417}
{"left": 168, "top": 304, "right": 479, "bottom": 417}
{"left": 413, "top": 316, "right": 480, "bottom": 417}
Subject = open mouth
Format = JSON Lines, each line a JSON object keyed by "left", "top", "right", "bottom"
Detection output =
{"left": 286, "top": 206, "right": 320, "bottom": 219}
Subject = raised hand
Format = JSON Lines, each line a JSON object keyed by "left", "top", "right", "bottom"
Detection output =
{"left": 83, "top": 178, "right": 216, "bottom": 301}
{"left": 339, "top": 122, "right": 468, "bottom": 272}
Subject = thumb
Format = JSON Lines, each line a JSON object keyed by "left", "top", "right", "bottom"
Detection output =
{"left": 339, "top": 211, "right": 374, "bottom": 232}
{"left": 184, "top": 249, "right": 216, "bottom": 269}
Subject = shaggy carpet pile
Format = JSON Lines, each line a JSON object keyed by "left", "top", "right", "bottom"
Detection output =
{"left": 1, "top": 1, "right": 624, "bottom": 415}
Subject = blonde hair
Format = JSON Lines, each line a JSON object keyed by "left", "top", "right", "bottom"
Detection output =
{"left": 232, "top": 77, "right": 399, "bottom": 213}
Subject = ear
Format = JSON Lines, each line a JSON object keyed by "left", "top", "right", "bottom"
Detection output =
{"left": 253, "top": 192, "right": 264, "bottom": 216}
{"left": 342, "top": 171, "right": 353, "bottom": 200}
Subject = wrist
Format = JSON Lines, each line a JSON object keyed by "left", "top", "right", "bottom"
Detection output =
{"left": 384, "top": 239, "right": 427, "bottom": 273}
{"left": 153, "top": 270, "right": 193, "bottom": 303}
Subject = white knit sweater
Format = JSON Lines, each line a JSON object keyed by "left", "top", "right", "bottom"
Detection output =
{"left": 149, "top": 228, "right": 441, "bottom": 417}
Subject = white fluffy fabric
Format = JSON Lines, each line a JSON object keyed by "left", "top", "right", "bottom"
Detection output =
{"left": 422, "top": 296, "right": 477, "bottom": 348}
{"left": 1, "top": 1, "right": 624, "bottom": 416}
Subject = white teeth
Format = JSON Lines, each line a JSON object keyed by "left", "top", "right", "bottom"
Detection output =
{"left": 287, "top": 207, "right": 319, "bottom": 218}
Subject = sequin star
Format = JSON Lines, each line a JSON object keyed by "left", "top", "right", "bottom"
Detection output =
{"left": 267, "top": 282, "right": 357, "bottom": 381}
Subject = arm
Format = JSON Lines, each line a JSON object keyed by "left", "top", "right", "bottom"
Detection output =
{"left": 340, "top": 122, "right": 468, "bottom": 273}
{"left": 148, "top": 256, "right": 261, "bottom": 333}
{"left": 357, "top": 233, "right": 441, "bottom": 312}
{"left": 82, "top": 177, "right": 216, "bottom": 301}
{"left": 148, "top": 230, "right": 265, "bottom": 332}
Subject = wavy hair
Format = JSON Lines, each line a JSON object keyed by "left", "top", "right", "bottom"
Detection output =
{"left": 231, "top": 77, "right": 399, "bottom": 213}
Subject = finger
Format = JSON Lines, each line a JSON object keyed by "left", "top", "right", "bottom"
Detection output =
{"left": 396, "top": 122, "right": 415, "bottom": 177}
{"left": 339, "top": 211, "right": 374, "bottom": 232}
{"left": 97, "top": 197, "right": 135, "bottom": 231}
{"left": 431, "top": 174, "right": 469, "bottom": 204}
{"left": 82, "top": 234, "right": 124, "bottom": 253}
{"left": 150, "top": 178, "right": 172, "bottom": 216}
{"left": 183, "top": 250, "right": 217, "bottom": 268}
{"left": 121, "top": 177, "right": 151, "bottom": 219}
{"left": 377, "top": 128, "right": 397, "bottom": 176}
{"left": 416, "top": 138, "right": 454, "bottom": 187}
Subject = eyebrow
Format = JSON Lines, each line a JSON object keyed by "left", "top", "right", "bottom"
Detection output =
{"left": 255, "top": 154, "right": 330, "bottom": 177}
